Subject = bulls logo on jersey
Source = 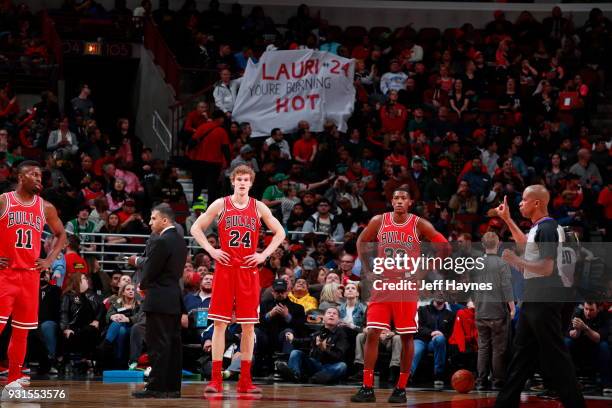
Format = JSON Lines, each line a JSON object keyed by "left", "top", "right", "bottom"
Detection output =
{"left": 0, "top": 192, "right": 45, "bottom": 269}
{"left": 218, "top": 196, "right": 261, "bottom": 267}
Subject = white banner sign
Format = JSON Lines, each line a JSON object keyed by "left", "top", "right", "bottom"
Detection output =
{"left": 232, "top": 50, "right": 355, "bottom": 137}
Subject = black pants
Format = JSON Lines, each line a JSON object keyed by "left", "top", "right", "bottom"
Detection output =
{"left": 129, "top": 319, "right": 146, "bottom": 362}
{"left": 145, "top": 312, "right": 182, "bottom": 393}
{"left": 191, "top": 160, "right": 222, "bottom": 204}
{"left": 494, "top": 302, "right": 585, "bottom": 408}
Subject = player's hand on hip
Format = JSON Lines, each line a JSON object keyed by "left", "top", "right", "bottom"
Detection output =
{"left": 0, "top": 256, "right": 9, "bottom": 269}
{"left": 494, "top": 195, "right": 511, "bottom": 221}
{"left": 210, "top": 248, "right": 231, "bottom": 264}
{"left": 35, "top": 257, "right": 52, "bottom": 271}
{"left": 244, "top": 252, "right": 267, "bottom": 267}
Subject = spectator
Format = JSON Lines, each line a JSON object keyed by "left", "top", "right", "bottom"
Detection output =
{"left": 257, "top": 278, "right": 306, "bottom": 357}
{"left": 565, "top": 302, "right": 610, "bottom": 395}
{"left": 35, "top": 269, "right": 62, "bottom": 374}
{"left": 302, "top": 198, "right": 344, "bottom": 242}
{"left": 47, "top": 117, "right": 78, "bottom": 158}
{"left": 338, "top": 282, "right": 366, "bottom": 331}
{"left": 411, "top": 294, "right": 455, "bottom": 388}
{"left": 318, "top": 282, "right": 343, "bottom": 311}
{"left": 187, "top": 110, "right": 230, "bottom": 204}
{"left": 288, "top": 277, "right": 319, "bottom": 313}
{"left": 277, "top": 307, "right": 349, "bottom": 384}
{"left": 263, "top": 128, "right": 291, "bottom": 160}
{"left": 71, "top": 84, "right": 94, "bottom": 120}
{"left": 44, "top": 236, "right": 66, "bottom": 288}
{"left": 481, "top": 140, "right": 500, "bottom": 178}
{"left": 380, "top": 90, "right": 408, "bottom": 134}
{"left": 380, "top": 59, "right": 408, "bottom": 96}
{"left": 227, "top": 144, "right": 259, "bottom": 175}
{"left": 102, "top": 283, "right": 140, "bottom": 367}
{"left": 60, "top": 273, "right": 104, "bottom": 372}
{"left": 292, "top": 127, "right": 318, "bottom": 166}
{"left": 212, "top": 68, "right": 241, "bottom": 115}
{"left": 183, "top": 101, "right": 210, "bottom": 137}
{"left": 98, "top": 212, "right": 127, "bottom": 254}
{"left": 461, "top": 157, "right": 492, "bottom": 198}
{"left": 63, "top": 235, "right": 90, "bottom": 290}
{"left": 449, "top": 180, "right": 478, "bottom": 216}
{"left": 262, "top": 173, "right": 289, "bottom": 211}
{"left": 65, "top": 206, "right": 97, "bottom": 249}
{"left": 569, "top": 148, "right": 603, "bottom": 191}
{"left": 106, "top": 178, "right": 129, "bottom": 212}
{"left": 472, "top": 232, "right": 515, "bottom": 390}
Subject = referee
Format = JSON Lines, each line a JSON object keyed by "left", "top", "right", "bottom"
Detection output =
{"left": 493, "top": 185, "right": 584, "bottom": 407}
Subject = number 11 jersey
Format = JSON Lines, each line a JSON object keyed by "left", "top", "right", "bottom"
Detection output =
{"left": 217, "top": 196, "right": 261, "bottom": 267}
{"left": 0, "top": 192, "right": 45, "bottom": 270}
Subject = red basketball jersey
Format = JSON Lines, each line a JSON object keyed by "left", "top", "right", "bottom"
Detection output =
{"left": 0, "top": 192, "right": 45, "bottom": 270}
{"left": 218, "top": 196, "right": 261, "bottom": 267}
{"left": 376, "top": 212, "right": 421, "bottom": 276}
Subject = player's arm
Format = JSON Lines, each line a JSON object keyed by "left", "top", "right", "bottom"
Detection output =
{"left": 0, "top": 194, "right": 7, "bottom": 268}
{"left": 494, "top": 195, "right": 527, "bottom": 246}
{"left": 244, "top": 201, "right": 286, "bottom": 267}
{"left": 356, "top": 215, "right": 382, "bottom": 275}
{"left": 39, "top": 201, "right": 67, "bottom": 270}
{"left": 418, "top": 217, "right": 451, "bottom": 255}
{"left": 189, "top": 198, "right": 229, "bottom": 263}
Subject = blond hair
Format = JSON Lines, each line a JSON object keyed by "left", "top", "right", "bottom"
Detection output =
{"left": 482, "top": 231, "right": 500, "bottom": 250}
{"left": 230, "top": 164, "right": 256, "bottom": 183}
{"left": 320, "top": 282, "right": 341, "bottom": 303}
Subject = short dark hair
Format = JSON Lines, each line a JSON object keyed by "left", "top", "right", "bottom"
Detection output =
{"left": 271, "top": 128, "right": 281, "bottom": 136}
{"left": 393, "top": 187, "right": 411, "bottom": 197}
{"left": 17, "top": 160, "right": 41, "bottom": 175}
{"left": 153, "top": 203, "right": 175, "bottom": 222}
{"left": 67, "top": 234, "right": 81, "bottom": 251}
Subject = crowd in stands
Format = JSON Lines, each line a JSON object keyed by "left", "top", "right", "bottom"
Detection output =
{"left": 0, "top": 0, "right": 611, "bottom": 395}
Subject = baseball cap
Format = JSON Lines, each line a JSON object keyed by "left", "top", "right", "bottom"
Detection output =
{"left": 271, "top": 173, "right": 289, "bottom": 183}
{"left": 272, "top": 278, "right": 288, "bottom": 292}
{"left": 124, "top": 198, "right": 136, "bottom": 206}
{"left": 240, "top": 145, "right": 254, "bottom": 154}
{"left": 302, "top": 256, "right": 317, "bottom": 271}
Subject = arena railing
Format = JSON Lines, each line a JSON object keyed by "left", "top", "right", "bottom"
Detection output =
{"left": 66, "top": 231, "right": 336, "bottom": 274}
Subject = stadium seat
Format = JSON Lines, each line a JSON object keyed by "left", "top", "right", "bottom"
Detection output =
{"left": 369, "top": 26, "right": 392, "bottom": 41}
{"left": 344, "top": 26, "right": 368, "bottom": 47}
{"left": 478, "top": 99, "right": 498, "bottom": 113}
{"left": 418, "top": 27, "right": 441, "bottom": 46}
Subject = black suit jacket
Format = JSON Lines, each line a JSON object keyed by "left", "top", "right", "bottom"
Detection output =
{"left": 140, "top": 227, "right": 187, "bottom": 315}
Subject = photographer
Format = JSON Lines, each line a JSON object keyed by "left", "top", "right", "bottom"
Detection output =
{"left": 257, "top": 279, "right": 306, "bottom": 357}
{"left": 565, "top": 302, "right": 611, "bottom": 394}
{"left": 276, "top": 307, "right": 349, "bottom": 384}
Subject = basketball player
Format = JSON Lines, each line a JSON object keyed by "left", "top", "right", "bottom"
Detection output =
{"left": 493, "top": 185, "right": 585, "bottom": 407}
{"left": 0, "top": 161, "right": 66, "bottom": 392}
{"left": 351, "top": 188, "right": 450, "bottom": 403}
{"left": 190, "top": 165, "right": 285, "bottom": 394}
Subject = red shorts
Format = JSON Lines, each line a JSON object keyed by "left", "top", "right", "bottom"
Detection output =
{"left": 0, "top": 269, "right": 40, "bottom": 330}
{"left": 366, "top": 301, "right": 418, "bottom": 334}
{"left": 208, "top": 264, "right": 260, "bottom": 324}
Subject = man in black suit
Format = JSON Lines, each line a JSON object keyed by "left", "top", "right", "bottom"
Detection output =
{"left": 133, "top": 204, "right": 187, "bottom": 399}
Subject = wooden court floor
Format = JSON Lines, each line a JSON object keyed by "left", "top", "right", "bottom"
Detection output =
{"left": 1, "top": 380, "right": 610, "bottom": 407}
